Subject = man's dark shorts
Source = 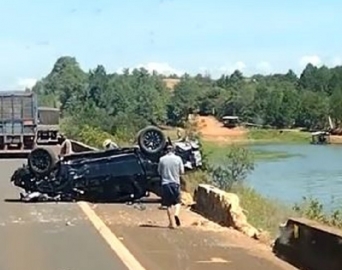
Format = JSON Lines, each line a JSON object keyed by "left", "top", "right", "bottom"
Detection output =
{"left": 161, "top": 182, "right": 181, "bottom": 207}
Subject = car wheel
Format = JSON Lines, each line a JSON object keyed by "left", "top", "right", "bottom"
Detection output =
{"left": 137, "top": 126, "right": 166, "bottom": 155}
{"left": 28, "top": 147, "right": 58, "bottom": 177}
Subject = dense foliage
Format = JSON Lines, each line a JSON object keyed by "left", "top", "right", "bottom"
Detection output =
{"left": 33, "top": 56, "right": 342, "bottom": 139}
{"left": 32, "top": 57, "right": 342, "bottom": 231}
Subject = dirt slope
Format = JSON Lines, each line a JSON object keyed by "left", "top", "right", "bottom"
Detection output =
{"left": 163, "top": 78, "right": 180, "bottom": 90}
{"left": 196, "top": 116, "right": 247, "bottom": 142}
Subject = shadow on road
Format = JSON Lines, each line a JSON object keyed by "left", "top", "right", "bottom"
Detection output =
{"left": 139, "top": 224, "right": 168, "bottom": 229}
{"left": 4, "top": 197, "right": 161, "bottom": 204}
{"left": 0, "top": 153, "right": 29, "bottom": 159}
{"left": 4, "top": 198, "right": 64, "bottom": 204}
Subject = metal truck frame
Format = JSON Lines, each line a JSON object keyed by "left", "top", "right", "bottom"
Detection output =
{"left": 37, "top": 107, "right": 62, "bottom": 145}
{"left": 0, "top": 91, "right": 61, "bottom": 156}
{"left": 0, "top": 91, "right": 38, "bottom": 154}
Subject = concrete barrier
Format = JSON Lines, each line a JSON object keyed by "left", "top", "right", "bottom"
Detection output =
{"left": 273, "top": 217, "right": 342, "bottom": 270}
{"left": 192, "top": 184, "right": 260, "bottom": 238}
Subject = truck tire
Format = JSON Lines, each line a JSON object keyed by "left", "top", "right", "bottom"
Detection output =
{"left": 28, "top": 147, "right": 58, "bottom": 177}
{"left": 137, "top": 126, "right": 166, "bottom": 155}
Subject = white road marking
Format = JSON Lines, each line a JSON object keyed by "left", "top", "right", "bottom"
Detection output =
{"left": 77, "top": 201, "right": 147, "bottom": 270}
{"left": 196, "top": 257, "right": 231, "bottom": 263}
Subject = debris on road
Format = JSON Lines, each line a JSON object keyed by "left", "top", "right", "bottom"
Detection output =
{"left": 65, "top": 221, "right": 74, "bottom": 226}
{"left": 20, "top": 192, "right": 62, "bottom": 202}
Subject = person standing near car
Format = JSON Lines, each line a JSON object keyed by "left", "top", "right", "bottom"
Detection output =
{"left": 102, "top": 139, "right": 119, "bottom": 150}
{"left": 158, "top": 144, "right": 184, "bottom": 229}
{"left": 59, "top": 135, "right": 73, "bottom": 157}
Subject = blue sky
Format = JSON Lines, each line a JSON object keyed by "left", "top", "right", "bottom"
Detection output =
{"left": 0, "top": 0, "right": 341, "bottom": 89}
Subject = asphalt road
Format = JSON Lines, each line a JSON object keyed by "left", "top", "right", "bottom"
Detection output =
{"left": 0, "top": 158, "right": 128, "bottom": 270}
{"left": 95, "top": 203, "right": 299, "bottom": 270}
{"left": 0, "top": 158, "right": 298, "bottom": 270}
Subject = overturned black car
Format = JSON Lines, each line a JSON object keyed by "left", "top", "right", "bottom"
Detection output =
{"left": 10, "top": 126, "right": 203, "bottom": 202}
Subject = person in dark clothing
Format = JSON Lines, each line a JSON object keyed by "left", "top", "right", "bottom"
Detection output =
{"left": 157, "top": 145, "right": 184, "bottom": 228}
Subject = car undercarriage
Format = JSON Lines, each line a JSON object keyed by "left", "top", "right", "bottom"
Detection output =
{"left": 10, "top": 126, "right": 203, "bottom": 203}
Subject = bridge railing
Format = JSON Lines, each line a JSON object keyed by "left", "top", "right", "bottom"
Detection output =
{"left": 273, "top": 217, "right": 342, "bottom": 270}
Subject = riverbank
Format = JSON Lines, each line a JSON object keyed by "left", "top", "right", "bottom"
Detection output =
{"left": 247, "top": 129, "right": 310, "bottom": 144}
{"left": 198, "top": 140, "right": 342, "bottom": 238}
{"left": 202, "top": 141, "right": 301, "bottom": 163}
{"left": 184, "top": 170, "right": 342, "bottom": 239}
{"left": 183, "top": 171, "right": 292, "bottom": 237}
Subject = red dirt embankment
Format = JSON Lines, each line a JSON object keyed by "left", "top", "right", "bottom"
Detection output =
{"left": 196, "top": 116, "right": 247, "bottom": 143}
{"left": 330, "top": 135, "right": 342, "bottom": 144}
{"left": 163, "top": 78, "right": 180, "bottom": 90}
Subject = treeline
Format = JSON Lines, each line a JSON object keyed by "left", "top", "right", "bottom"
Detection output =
{"left": 32, "top": 56, "right": 342, "bottom": 139}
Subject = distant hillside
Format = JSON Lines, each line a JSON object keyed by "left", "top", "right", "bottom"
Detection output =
{"left": 163, "top": 78, "right": 180, "bottom": 90}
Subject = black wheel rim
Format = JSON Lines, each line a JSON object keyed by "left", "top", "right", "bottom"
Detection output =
{"left": 142, "top": 130, "right": 163, "bottom": 151}
{"left": 30, "top": 150, "right": 51, "bottom": 173}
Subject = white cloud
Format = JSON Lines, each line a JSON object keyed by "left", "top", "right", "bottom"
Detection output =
{"left": 331, "top": 57, "right": 342, "bottom": 66}
{"left": 16, "top": 78, "right": 37, "bottom": 90}
{"left": 255, "top": 61, "right": 272, "bottom": 74}
{"left": 299, "top": 55, "right": 322, "bottom": 67}
{"left": 139, "top": 62, "right": 184, "bottom": 76}
{"left": 116, "top": 62, "right": 183, "bottom": 76}
{"left": 218, "top": 61, "right": 246, "bottom": 74}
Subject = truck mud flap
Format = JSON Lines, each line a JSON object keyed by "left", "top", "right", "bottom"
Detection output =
{"left": 0, "top": 150, "right": 31, "bottom": 159}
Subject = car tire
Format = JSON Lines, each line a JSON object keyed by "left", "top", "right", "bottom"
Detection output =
{"left": 137, "top": 126, "right": 166, "bottom": 155}
{"left": 28, "top": 147, "right": 58, "bottom": 177}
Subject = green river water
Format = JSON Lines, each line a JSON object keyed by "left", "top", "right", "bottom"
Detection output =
{"left": 247, "top": 144, "right": 342, "bottom": 211}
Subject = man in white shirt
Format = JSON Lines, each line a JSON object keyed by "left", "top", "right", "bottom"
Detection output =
{"left": 158, "top": 145, "right": 184, "bottom": 229}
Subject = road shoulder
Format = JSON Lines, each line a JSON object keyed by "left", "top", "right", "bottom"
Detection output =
{"left": 92, "top": 202, "right": 298, "bottom": 270}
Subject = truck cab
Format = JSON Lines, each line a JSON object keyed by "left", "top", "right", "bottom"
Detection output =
{"left": 222, "top": 116, "right": 240, "bottom": 128}
{"left": 37, "top": 107, "right": 61, "bottom": 144}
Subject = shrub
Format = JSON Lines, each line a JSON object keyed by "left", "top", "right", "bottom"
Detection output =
{"left": 61, "top": 117, "right": 127, "bottom": 148}
{"left": 207, "top": 144, "right": 255, "bottom": 190}
{"left": 293, "top": 197, "right": 342, "bottom": 228}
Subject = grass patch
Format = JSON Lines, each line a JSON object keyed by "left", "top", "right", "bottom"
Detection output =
{"left": 232, "top": 184, "right": 296, "bottom": 236}
{"left": 182, "top": 171, "right": 211, "bottom": 195}
{"left": 234, "top": 188, "right": 342, "bottom": 237}
{"left": 247, "top": 129, "right": 310, "bottom": 144}
{"left": 232, "top": 186, "right": 342, "bottom": 236}
{"left": 202, "top": 141, "right": 296, "bottom": 163}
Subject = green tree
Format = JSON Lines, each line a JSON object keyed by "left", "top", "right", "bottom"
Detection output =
{"left": 208, "top": 145, "right": 255, "bottom": 191}
{"left": 31, "top": 55, "right": 342, "bottom": 141}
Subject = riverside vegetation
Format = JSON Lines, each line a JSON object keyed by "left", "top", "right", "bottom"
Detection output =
{"left": 34, "top": 56, "right": 342, "bottom": 237}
